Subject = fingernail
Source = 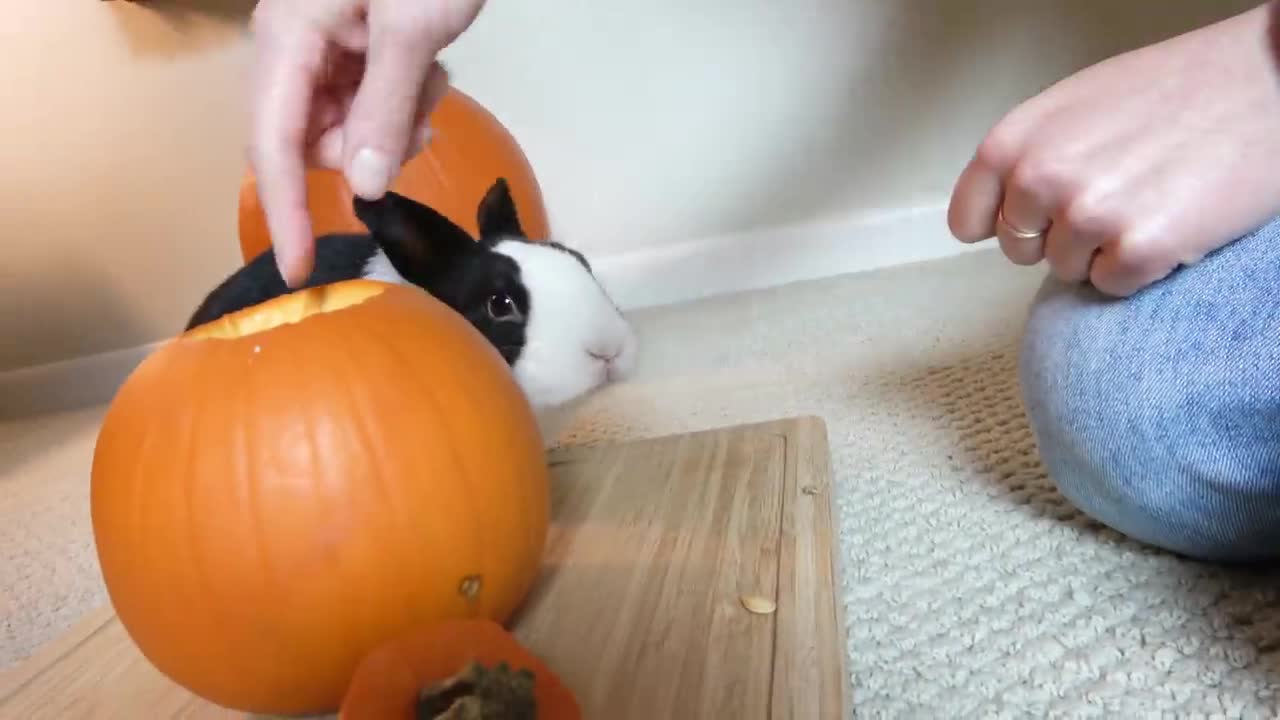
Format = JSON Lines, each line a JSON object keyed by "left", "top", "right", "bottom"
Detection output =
{"left": 348, "top": 147, "right": 393, "bottom": 199}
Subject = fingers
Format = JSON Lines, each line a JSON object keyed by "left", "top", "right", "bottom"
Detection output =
{"left": 1089, "top": 230, "right": 1179, "bottom": 297}
{"left": 950, "top": 111, "right": 1117, "bottom": 284}
{"left": 246, "top": 1, "right": 473, "bottom": 287}
{"left": 417, "top": 61, "right": 450, "bottom": 135}
{"left": 341, "top": 9, "right": 451, "bottom": 200}
{"left": 950, "top": 140, "right": 1056, "bottom": 267}
{"left": 248, "top": 26, "right": 328, "bottom": 288}
{"left": 1043, "top": 221, "right": 1097, "bottom": 284}
{"left": 308, "top": 112, "right": 434, "bottom": 173}
{"left": 1090, "top": 253, "right": 1170, "bottom": 297}
{"left": 947, "top": 106, "right": 1045, "bottom": 244}
{"left": 994, "top": 167, "right": 1053, "bottom": 266}
{"left": 946, "top": 158, "right": 1004, "bottom": 243}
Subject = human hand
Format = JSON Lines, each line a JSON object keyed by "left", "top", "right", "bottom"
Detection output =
{"left": 947, "top": 4, "right": 1280, "bottom": 297}
{"left": 248, "top": 0, "right": 487, "bottom": 287}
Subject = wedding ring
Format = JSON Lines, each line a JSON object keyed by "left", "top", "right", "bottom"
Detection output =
{"left": 997, "top": 207, "right": 1049, "bottom": 240}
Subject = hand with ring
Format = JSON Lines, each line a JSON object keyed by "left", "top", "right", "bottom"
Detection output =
{"left": 946, "top": 4, "right": 1280, "bottom": 297}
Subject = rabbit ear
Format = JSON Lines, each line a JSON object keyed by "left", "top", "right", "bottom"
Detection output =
{"left": 353, "top": 191, "right": 477, "bottom": 275}
{"left": 476, "top": 177, "right": 527, "bottom": 241}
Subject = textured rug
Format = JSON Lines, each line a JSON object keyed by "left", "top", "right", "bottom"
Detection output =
{"left": 4, "top": 248, "right": 1280, "bottom": 716}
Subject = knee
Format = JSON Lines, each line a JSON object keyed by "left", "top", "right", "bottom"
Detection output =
{"left": 1017, "top": 250, "right": 1280, "bottom": 562}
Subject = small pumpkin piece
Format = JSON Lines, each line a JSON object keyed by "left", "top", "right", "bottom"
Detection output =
{"left": 416, "top": 661, "right": 536, "bottom": 720}
{"left": 340, "top": 619, "right": 581, "bottom": 720}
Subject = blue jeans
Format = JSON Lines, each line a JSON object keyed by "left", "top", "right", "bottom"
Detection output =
{"left": 1019, "top": 217, "right": 1280, "bottom": 562}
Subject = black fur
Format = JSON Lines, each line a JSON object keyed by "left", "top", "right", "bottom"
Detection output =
{"left": 476, "top": 178, "right": 525, "bottom": 240}
{"left": 185, "top": 235, "right": 380, "bottom": 330}
{"left": 477, "top": 179, "right": 591, "bottom": 272}
{"left": 184, "top": 178, "right": 546, "bottom": 367}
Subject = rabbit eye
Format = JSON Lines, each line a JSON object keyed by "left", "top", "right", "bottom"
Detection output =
{"left": 485, "top": 293, "right": 518, "bottom": 321}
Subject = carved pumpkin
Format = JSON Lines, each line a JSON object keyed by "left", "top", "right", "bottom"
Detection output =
{"left": 237, "top": 87, "right": 550, "bottom": 262}
{"left": 339, "top": 619, "right": 580, "bottom": 720}
{"left": 89, "top": 279, "right": 550, "bottom": 716}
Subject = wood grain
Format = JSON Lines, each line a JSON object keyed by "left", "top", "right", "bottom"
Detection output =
{"left": 0, "top": 416, "right": 847, "bottom": 719}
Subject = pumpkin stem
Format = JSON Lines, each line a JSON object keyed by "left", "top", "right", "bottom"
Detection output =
{"left": 415, "top": 661, "right": 537, "bottom": 720}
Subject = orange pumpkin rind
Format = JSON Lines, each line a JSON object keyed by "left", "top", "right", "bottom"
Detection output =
{"left": 339, "top": 619, "right": 580, "bottom": 720}
{"left": 237, "top": 87, "right": 550, "bottom": 264}
{"left": 91, "top": 279, "right": 550, "bottom": 716}
{"left": 182, "top": 277, "right": 391, "bottom": 339}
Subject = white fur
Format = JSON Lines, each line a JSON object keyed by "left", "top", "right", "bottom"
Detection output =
{"left": 492, "top": 239, "right": 638, "bottom": 411}
{"left": 362, "top": 249, "right": 409, "bottom": 285}
{"left": 361, "top": 244, "right": 637, "bottom": 424}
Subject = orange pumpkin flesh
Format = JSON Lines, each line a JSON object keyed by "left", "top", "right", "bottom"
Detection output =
{"left": 238, "top": 87, "right": 551, "bottom": 263}
{"left": 90, "top": 280, "right": 550, "bottom": 716}
{"left": 339, "top": 619, "right": 580, "bottom": 720}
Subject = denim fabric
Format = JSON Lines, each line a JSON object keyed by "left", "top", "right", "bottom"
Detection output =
{"left": 1019, "top": 218, "right": 1280, "bottom": 562}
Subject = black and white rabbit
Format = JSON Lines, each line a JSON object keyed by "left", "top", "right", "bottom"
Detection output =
{"left": 186, "top": 178, "right": 637, "bottom": 430}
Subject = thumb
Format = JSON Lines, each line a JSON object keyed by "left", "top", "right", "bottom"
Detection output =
{"left": 342, "top": 14, "right": 452, "bottom": 201}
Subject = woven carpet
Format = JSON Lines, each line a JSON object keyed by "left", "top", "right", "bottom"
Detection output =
{"left": 4, "top": 248, "right": 1280, "bottom": 716}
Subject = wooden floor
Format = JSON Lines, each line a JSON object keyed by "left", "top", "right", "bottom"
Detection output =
{"left": 0, "top": 416, "right": 848, "bottom": 719}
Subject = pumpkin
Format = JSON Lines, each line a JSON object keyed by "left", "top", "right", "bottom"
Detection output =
{"left": 237, "top": 87, "right": 551, "bottom": 263}
{"left": 89, "top": 279, "right": 551, "bottom": 716}
{"left": 339, "top": 618, "right": 580, "bottom": 720}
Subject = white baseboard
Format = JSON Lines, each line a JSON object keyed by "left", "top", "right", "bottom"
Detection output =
{"left": 1, "top": 201, "right": 978, "bottom": 422}
{"left": 1, "top": 341, "right": 164, "bottom": 423}
{"left": 592, "top": 201, "right": 978, "bottom": 310}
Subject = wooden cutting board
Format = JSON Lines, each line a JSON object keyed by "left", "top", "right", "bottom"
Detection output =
{"left": 0, "top": 416, "right": 848, "bottom": 719}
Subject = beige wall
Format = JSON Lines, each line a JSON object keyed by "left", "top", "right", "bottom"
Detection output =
{"left": 2, "top": 0, "right": 1258, "bottom": 372}
{"left": 3, "top": 2, "right": 253, "bottom": 372}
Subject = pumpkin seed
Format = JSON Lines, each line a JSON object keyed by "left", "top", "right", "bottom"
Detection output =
{"left": 740, "top": 594, "right": 777, "bottom": 614}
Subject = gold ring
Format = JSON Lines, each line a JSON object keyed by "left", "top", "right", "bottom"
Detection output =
{"left": 997, "top": 207, "right": 1048, "bottom": 240}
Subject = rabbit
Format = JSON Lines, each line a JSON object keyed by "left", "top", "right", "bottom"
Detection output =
{"left": 186, "top": 178, "right": 638, "bottom": 441}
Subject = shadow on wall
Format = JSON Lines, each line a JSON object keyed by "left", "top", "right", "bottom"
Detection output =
{"left": 107, "top": 0, "right": 254, "bottom": 57}
{"left": 2, "top": 254, "right": 152, "bottom": 373}
{"left": 721, "top": 0, "right": 1261, "bottom": 235}
{"left": 1, "top": 0, "right": 253, "bottom": 373}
